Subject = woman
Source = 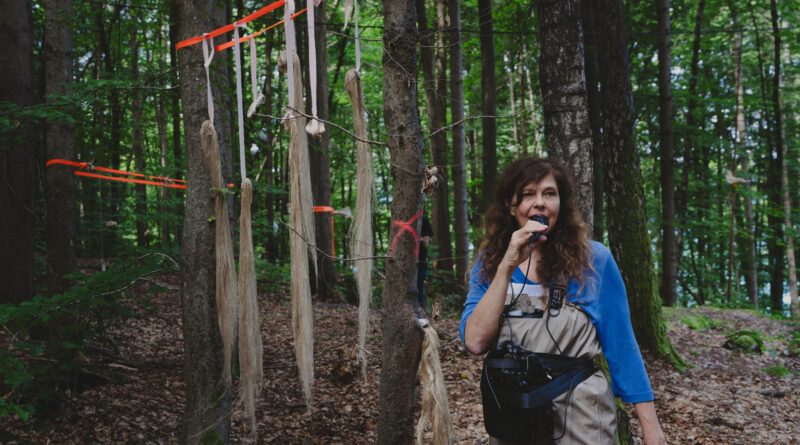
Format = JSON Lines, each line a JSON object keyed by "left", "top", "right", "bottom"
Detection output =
{"left": 460, "top": 158, "right": 666, "bottom": 444}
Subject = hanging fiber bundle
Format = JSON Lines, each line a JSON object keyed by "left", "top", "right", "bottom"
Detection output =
{"left": 284, "top": 51, "right": 317, "bottom": 407}
{"left": 344, "top": 68, "right": 373, "bottom": 381}
{"left": 200, "top": 120, "right": 238, "bottom": 385}
{"left": 416, "top": 320, "right": 455, "bottom": 445}
{"left": 238, "top": 178, "right": 263, "bottom": 432}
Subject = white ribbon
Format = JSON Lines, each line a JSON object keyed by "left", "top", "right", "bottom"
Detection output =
{"left": 304, "top": 0, "right": 325, "bottom": 136}
{"left": 247, "top": 36, "right": 265, "bottom": 118}
{"left": 284, "top": 0, "right": 297, "bottom": 117}
{"left": 234, "top": 24, "right": 247, "bottom": 180}
{"left": 202, "top": 35, "right": 216, "bottom": 126}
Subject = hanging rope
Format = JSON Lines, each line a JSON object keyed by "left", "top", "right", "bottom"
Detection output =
{"left": 304, "top": 0, "right": 325, "bottom": 136}
{"left": 344, "top": 68, "right": 373, "bottom": 381}
{"left": 416, "top": 319, "right": 455, "bottom": 445}
{"left": 201, "top": 120, "right": 238, "bottom": 386}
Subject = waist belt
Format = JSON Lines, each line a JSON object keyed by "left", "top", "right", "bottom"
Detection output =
{"left": 483, "top": 354, "right": 595, "bottom": 409}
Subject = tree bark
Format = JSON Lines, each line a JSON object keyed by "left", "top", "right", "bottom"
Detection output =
{"left": 478, "top": 0, "right": 497, "bottom": 215}
{"left": 130, "top": 13, "right": 148, "bottom": 248}
{"left": 378, "top": 0, "right": 425, "bottom": 442}
{"left": 175, "top": 0, "right": 232, "bottom": 441}
{"left": 767, "top": 0, "right": 785, "bottom": 314}
{"left": 535, "top": 0, "right": 594, "bottom": 228}
{"left": 44, "top": 0, "right": 76, "bottom": 297}
{"left": 580, "top": 0, "right": 604, "bottom": 242}
{"left": 448, "top": 0, "right": 470, "bottom": 286}
{"left": 307, "top": 2, "right": 337, "bottom": 300}
{"left": 0, "top": 0, "right": 35, "bottom": 305}
{"left": 594, "top": 0, "right": 676, "bottom": 358}
{"left": 431, "top": 0, "right": 453, "bottom": 273}
{"left": 508, "top": 53, "right": 520, "bottom": 158}
{"left": 656, "top": 0, "right": 678, "bottom": 307}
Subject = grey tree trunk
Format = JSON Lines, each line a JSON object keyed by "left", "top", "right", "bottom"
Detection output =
{"left": 0, "top": 0, "right": 35, "bottom": 305}
{"left": 594, "top": 0, "right": 676, "bottom": 358}
{"left": 535, "top": 0, "right": 594, "bottom": 227}
{"left": 656, "top": 0, "right": 678, "bottom": 307}
{"left": 175, "top": 0, "right": 232, "bottom": 441}
{"left": 767, "top": 0, "right": 785, "bottom": 314}
{"left": 45, "top": 0, "right": 76, "bottom": 297}
{"left": 377, "top": 0, "right": 425, "bottom": 442}
{"left": 478, "top": 0, "right": 497, "bottom": 214}
{"left": 308, "top": 2, "right": 337, "bottom": 300}
{"left": 130, "top": 13, "right": 148, "bottom": 248}
{"left": 448, "top": 0, "right": 470, "bottom": 286}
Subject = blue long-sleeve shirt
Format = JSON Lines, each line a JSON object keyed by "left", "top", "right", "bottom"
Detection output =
{"left": 460, "top": 241, "right": 654, "bottom": 403}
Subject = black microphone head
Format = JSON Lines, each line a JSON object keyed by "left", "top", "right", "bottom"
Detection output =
{"left": 529, "top": 215, "right": 549, "bottom": 226}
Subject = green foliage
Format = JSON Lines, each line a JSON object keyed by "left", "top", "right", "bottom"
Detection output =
{"left": 760, "top": 365, "right": 790, "bottom": 378}
{"left": 679, "top": 313, "right": 723, "bottom": 331}
{"left": 724, "top": 329, "right": 765, "bottom": 353}
{"left": 0, "top": 252, "right": 177, "bottom": 424}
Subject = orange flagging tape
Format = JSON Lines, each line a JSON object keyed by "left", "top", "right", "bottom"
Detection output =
{"left": 47, "top": 159, "right": 234, "bottom": 190}
{"left": 313, "top": 206, "right": 336, "bottom": 257}
{"left": 176, "top": 0, "right": 286, "bottom": 50}
{"left": 214, "top": 8, "right": 307, "bottom": 52}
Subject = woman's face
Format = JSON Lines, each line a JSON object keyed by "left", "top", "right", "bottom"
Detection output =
{"left": 509, "top": 173, "right": 560, "bottom": 234}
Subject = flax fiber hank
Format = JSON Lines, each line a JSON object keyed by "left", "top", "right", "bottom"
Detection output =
{"left": 238, "top": 178, "right": 263, "bottom": 432}
{"left": 344, "top": 69, "right": 373, "bottom": 381}
{"left": 200, "top": 120, "right": 238, "bottom": 385}
{"left": 416, "top": 324, "right": 455, "bottom": 445}
{"left": 284, "top": 51, "right": 316, "bottom": 407}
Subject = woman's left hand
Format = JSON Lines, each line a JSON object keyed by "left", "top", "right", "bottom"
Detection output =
{"left": 634, "top": 401, "right": 666, "bottom": 445}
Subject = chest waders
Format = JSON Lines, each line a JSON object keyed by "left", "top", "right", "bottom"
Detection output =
{"left": 481, "top": 281, "right": 616, "bottom": 444}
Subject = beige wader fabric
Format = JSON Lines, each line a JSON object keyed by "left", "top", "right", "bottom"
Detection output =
{"left": 488, "top": 283, "right": 616, "bottom": 445}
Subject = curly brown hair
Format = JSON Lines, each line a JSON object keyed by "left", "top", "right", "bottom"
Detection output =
{"left": 476, "top": 157, "right": 592, "bottom": 286}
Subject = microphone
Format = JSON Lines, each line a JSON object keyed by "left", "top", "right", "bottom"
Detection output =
{"left": 528, "top": 215, "right": 549, "bottom": 244}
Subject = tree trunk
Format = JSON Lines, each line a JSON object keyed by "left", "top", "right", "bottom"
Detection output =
{"left": 448, "top": 0, "right": 469, "bottom": 287}
{"left": 518, "top": 61, "right": 529, "bottom": 156}
{"left": 432, "top": 0, "right": 453, "bottom": 274}
{"left": 168, "top": 0, "right": 184, "bottom": 240}
{"left": 580, "top": 0, "right": 604, "bottom": 242}
{"left": 767, "top": 0, "right": 785, "bottom": 314}
{"left": 307, "top": 2, "right": 337, "bottom": 300}
{"left": 656, "top": 0, "right": 678, "bottom": 307}
{"left": 130, "top": 14, "right": 148, "bottom": 248}
{"left": 523, "top": 44, "right": 542, "bottom": 158}
{"left": 0, "top": 0, "right": 35, "bottom": 305}
{"left": 594, "top": 0, "right": 676, "bottom": 359}
{"left": 45, "top": 0, "right": 76, "bottom": 297}
{"left": 262, "top": 33, "right": 278, "bottom": 262}
{"left": 175, "top": 0, "right": 232, "bottom": 441}
{"left": 377, "top": 0, "right": 425, "bottom": 442}
{"left": 535, "top": 0, "right": 594, "bottom": 228}
{"left": 508, "top": 53, "right": 520, "bottom": 158}
{"left": 478, "top": 0, "right": 497, "bottom": 215}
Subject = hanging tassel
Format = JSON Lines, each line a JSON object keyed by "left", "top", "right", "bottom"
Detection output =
{"left": 304, "top": 0, "right": 326, "bottom": 137}
{"left": 284, "top": 51, "right": 317, "bottom": 408}
{"left": 344, "top": 68, "right": 373, "bottom": 381}
{"left": 238, "top": 178, "right": 263, "bottom": 433}
{"left": 416, "top": 319, "right": 455, "bottom": 445}
{"left": 200, "top": 120, "right": 238, "bottom": 385}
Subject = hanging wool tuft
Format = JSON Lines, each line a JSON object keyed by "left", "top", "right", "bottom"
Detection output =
{"left": 304, "top": 0, "right": 326, "bottom": 136}
{"left": 344, "top": 68, "right": 373, "bottom": 381}
{"left": 416, "top": 320, "right": 455, "bottom": 445}
{"left": 237, "top": 178, "right": 263, "bottom": 433}
{"left": 283, "top": 50, "right": 317, "bottom": 407}
{"left": 200, "top": 120, "right": 238, "bottom": 385}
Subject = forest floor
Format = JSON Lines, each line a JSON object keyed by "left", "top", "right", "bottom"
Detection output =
{"left": 4, "top": 265, "right": 800, "bottom": 444}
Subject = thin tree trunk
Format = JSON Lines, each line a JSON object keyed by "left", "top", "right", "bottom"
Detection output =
{"left": 656, "top": 0, "right": 678, "bottom": 307}
{"left": 262, "top": 33, "right": 278, "bottom": 262}
{"left": 535, "top": 0, "right": 594, "bottom": 227}
{"left": 307, "top": 1, "right": 337, "bottom": 300}
{"left": 432, "top": 0, "right": 453, "bottom": 273}
{"left": 175, "top": 0, "right": 232, "bottom": 441}
{"left": 45, "top": 0, "right": 76, "bottom": 297}
{"left": 478, "top": 0, "right": 497, "bottom": 214}
{"left": 377, "top": 0, "right": 426, "bottom": 442}
{"left": 169, "top": 0, "right": 184, "bottom": 239}
{"left": 448, "top": 0, "right": 469, "bottom": 286}
{"left": 595, "top": 0, "right": 677, "bottom": 360}
{"left": 130, "top": 14, "right": 148, "bottom": 248}
{"left": 767, "top": 0, "right": 785, "bottom": 314}
{"left": 523, "top": 44, "right": 542, "bottom": 158}
{"left": 0, "top": 0, "right": 35, "bottom": 305}
{"left": 580, "top": 0, "right": 603, "bottom": 242}
{"left": 518, "top": 60, "right": 528, "bottom": 156}
{"left": 158, "top": 28, "right": 170, "bottom": 247}
{"left": 508, "top": 54, "right": 520, "bottom": 158}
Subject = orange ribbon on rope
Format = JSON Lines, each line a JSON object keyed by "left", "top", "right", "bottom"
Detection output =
{"left": 176, "top": 0, "right": 286, "bottom": 50}
{"left": 313, "top": 205, "right": 337, "bottom": 257}
{"left": 47, "top": 159, "right": 234, "bottom": 190}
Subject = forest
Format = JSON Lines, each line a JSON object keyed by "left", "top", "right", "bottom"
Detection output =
{"left": 1, "top": 0, "right": 799, "bottom": 443}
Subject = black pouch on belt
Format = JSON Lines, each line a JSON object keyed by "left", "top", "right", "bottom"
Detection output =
{"left": 480, "top": 341, "right": 595, "bottom": 443}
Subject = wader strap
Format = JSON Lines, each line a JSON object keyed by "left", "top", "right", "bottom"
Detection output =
{"left": 491, "top": 364, "right": 596, "bottom": 409}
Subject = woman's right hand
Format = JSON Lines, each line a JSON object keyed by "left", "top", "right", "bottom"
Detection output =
{"left": 500, "top": 219, "right": 549, "bottom": 268}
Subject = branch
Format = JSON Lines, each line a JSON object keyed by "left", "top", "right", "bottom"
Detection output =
{"left": 254, "top": 107, "right": 388, "bottom": 147}
{"left": 278, "top": 219, "right": 391, "bottom": 262}
{"left": 427, "top": 107, "right": 534, "bottom": 140}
